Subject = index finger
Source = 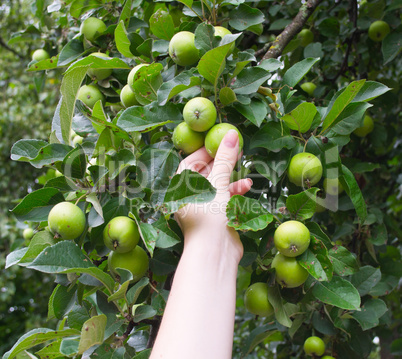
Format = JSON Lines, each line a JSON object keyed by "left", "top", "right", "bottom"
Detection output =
{"left": 176, "top": 147, "right": 214, "bottom": 174}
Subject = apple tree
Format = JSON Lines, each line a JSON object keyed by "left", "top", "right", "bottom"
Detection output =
{"left": 2, "top": 0, "right": 401, "bottom": 358}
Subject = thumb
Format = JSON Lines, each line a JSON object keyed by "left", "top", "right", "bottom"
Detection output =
{"left": 209, "top": 129, "right": 239, "bottom": 190}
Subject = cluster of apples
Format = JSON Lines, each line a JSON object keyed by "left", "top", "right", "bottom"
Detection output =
{"left": 103, "top": 216, "right": 149, "bottom": 281}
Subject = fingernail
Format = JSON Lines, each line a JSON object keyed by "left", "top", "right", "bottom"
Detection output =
{"left": 247, "top": 178, "right": 253, "bottom": 186}
{"left": 224, "top": 129, "right": 239, "bottom": 148}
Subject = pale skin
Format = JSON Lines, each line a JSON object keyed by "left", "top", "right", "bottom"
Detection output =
{"left": 150, "top": 130, "right": 252, "bottom": 359}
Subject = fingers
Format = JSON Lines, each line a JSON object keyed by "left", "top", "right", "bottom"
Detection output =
{"left": 176, "top": 147, "right": 213, "bottom": 174}
{"left": 229, "top": 178, "right": 253, "bottom": 197}
{"left": 209, "top": 130, "right": 240, "bottom": 189}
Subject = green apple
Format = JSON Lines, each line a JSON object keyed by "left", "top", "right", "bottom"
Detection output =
{"left": 368, "top": 20, "right": 390, "bottom": 42}
{"left": 169, "top": 31, "right": 199, "bottom": 66}
{"left": 77, "top": 84, "right": 105, "bottom": 109}
{"left": 127, "top": 64, "right": 148, "bottom": 92}
{"left": 244, "top": 282, "right": 274, "bottom": 317}
{"left": 87, "top": 52, "right": 112, "bottom": 80}
{"left": 103, "top": 216, "right": 140, "bottom": 253}
{"left": 303, "top": 336, "right": 326, "bottom": 356}
{"left": 120, "top": 84, "right": 140, "bottom": 108}
{"left": 204, "top": 123, "right": 244, "bottom": 158}
{"left": 301, "top": 82, "right": 316, "bottom": 96}
{"left": 323, "top": 178, "right": 344, "bottom": 195}
{"left": 322, "top": 356, "right": 335, "bottom": 359}
{"left": 23, "top": 228, "right": 34, "bottom": 241}
{"left": 72, "top": 135, "right": 84, "bottom": 146}
{"left": 172, "top": 122, "right": 205, "bottom": 155}
{"left": 80, "top": 17, "right": 107, "bottom": 42}
{"left": 183, "top": 97, "right": 217, "bottom": 132}
{"left": 48, "top": 202, "right": 86, "bottom": 240}
{"left": 214, "top": 26, "right": 235, "bottom": 54}
{"left": 274, "top": 220, "right": 310, "bottom": 257}
{"left": 272, "top": 253, "right": 309, "bottom": 288}
{"left": 32, "top": 49, "right": 50, "bottom": 62}
{"left": 108, "top": 246, "right": 149, "bottom": 281}
{"left": 353, "top": 115, "right": 374, "bottom": 137}
{"left": 298, "top": 29, "right": 314, "bottom": 47}
{"left": 288, "top": 152, "right": 323, "bottom": 187}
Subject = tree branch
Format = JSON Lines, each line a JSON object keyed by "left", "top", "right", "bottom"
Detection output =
{"left": 0, "top": 36, "right": 25, "bottom": 59}
{"left": 261, "top": 0, "right": 323, "bottom": 60}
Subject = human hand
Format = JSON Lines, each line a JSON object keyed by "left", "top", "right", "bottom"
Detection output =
{"left": 175, "top": 129, "right": 252, "bottom": 262}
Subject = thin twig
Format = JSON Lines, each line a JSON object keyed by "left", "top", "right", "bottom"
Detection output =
{"left": 261, "top": 0, "right": 323, "bottom": 60}
{"left": 0, "top": 36, "right": 25, "bottom": 59}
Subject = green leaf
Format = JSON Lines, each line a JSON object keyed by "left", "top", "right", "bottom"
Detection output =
{"left": 306, "top": 222, "right": 332, "bottom": 249}
{"left": 250, "top": 122, "right": 296, "bottom": 153}
{"left": 382, "top": 29, "right": 402, "bottom": 64}
{"left": 228, "top": 4, "right": 265, "bottom": 31}
{"left": 234, "top": 99, "right": 267, "bottom": 127}
{"left": 11, "top": 188, "right": 64, "bottom": 222}
{"left": 242, "top": 324, "right": 282, "bottom": 355}
{"left": 138, "top": 222, "right": 157, "bottom": 257}
{"left": 312, "top": 276, "right": 361, "bottom": 310}
{"left": 61, "top": 145, "right": 87, "bottom": 179}
{"left": 227, "top": 195, "right": 273, "bottom": 231}
{"left": 321, "top": 80, "right": 366, "bottom": 133}
{"left": 162, "top": 170, "right": 216, "bottom": 214}
{"left": 35, "top": 340, "right": 62, "bottom": 359}
{"left": 194, "top": 23, "right": 217, "bottom": 56}
{"left": 49, "top": 284, "right": 76, "bottom": 320}
{"left": 18, "top": 230, "right": 56, "bottom": 265}
{"left": 133, "top": 305, "right": 157, "bottom": 322}
{"left": 28, "top": 54, "right": 59, "bottom": 72}
{"left": 351, "top": 298, "right": 388, "bottom": 331}
{"left": 57, "top": 39, "right": 86, "bottom": 67}
{"left": 281, "top": 102, "right": 317, "bottom": 133}
{"left": 329, "top": 102, "right": 372, "bottom": 135}
{"left": 232, "top": 67, "right": 271, "bottom": 95}
{"left": 149, "top": 8, "right": 175, "bottom": 41}
{"left": 2, "top": 328, "right": 79, "bottom": 359}
{"left": 282, "top": 58, "right": 320, "bottom": 88}
{"left": 157, "top": 69, "right": 201, "bottom": 105}
{"left": 298, "top": 237, "right": 333, "bottom": 282}
{"left": 10, "top": 139, "right": 48, "bottom": 161}
{"left": 78, "top": 315, "right": 107, "bottom": 354}
{"left": 153, "top": 216, "right": 181, "bottom": 249}
{"left": 286, "top": 188, "right": 320, "bottom": 220}
{"left": 117, "top": 102, "right": 180, "bottom": 132}
{"left": 115, "top": 20, "right": 134, "bottom": 58}
{"left": 126, "top": 277, "right": 150, "bottom": 305}
{"left": 131, "top": 63, "right": 164, "bottom": 105}
{"left": 350, "top": 265, "right": 381, "bottom": 296}
{"left": 266, "top": 285, "right": 292, "bottom": 327}
{"left": 56, "top": 65, "right": 90, "bottom": 143}
{"left": 329, "top": 245, "right": 359, "bottom": 276}
{"left": 352, "top": 81, "right": 391, "bottom": 102}
{"left": 340, "top": 165, "right": 367, "bottom": 224}
{"left": 197, "top": 43, "right": 232, "bottom": 86}
{"left": 219, "top": 87, "right": 237, "bottom": 106}
{"left": 254, "top": 150, "right": 291, "bottom": 186}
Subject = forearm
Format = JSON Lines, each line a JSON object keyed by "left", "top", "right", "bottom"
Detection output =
{"left": 150, "top": 232, "right": 241, "bottom": 359}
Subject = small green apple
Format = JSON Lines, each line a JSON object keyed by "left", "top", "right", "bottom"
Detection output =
{"left": 353, "top": 115, "right": 374, "bottom": 137}
{"left": 323, "top": 178, "right": 344, "bottom": 195}
{"left": 272, "top": 253, "right": 309, "bottom": 288}
{"left": 368, "top": 20, "right": 390, "bottom": 42}
{"left": 87, "top": 52, "right": 112, "bottom": 80}
{"left": 214, "top": 26, "right": 235, "bottom": 54}
{"left": 183, "top": 97, "right": 217, "bottom": 132}
{"left": 120, "top": 84, "right": 140, "bottom": 108}
{"left": 127, "top": 64, "right": 148, "bottom": 92}
{"left": 32, "top": 49, "right": 50, "bottom": 62}
{"left": 48, "top": 202, "right": 86, "bottom": 240}
{"left": 103, "top": 216, "right": 140, "bottom": 253}
{"left": 301, "top": 82, "right": 316, "bottom": 96}
{"left": 298, "top": 29, "right": 314, "bottom": 47}
{"left": 77, "top": 84, "right": 105, "bottom": 109}
{"left": 80, "top": 17, "right": 107, "bottom": 42}
{"left": 172, "top": 122, "right": 205, "bottom": 155}
{"left": 274, "top": 220, "right": 310, "bottom": 257}
{"left": 169, "top": 31, "right": 199, "bottom": 66}
{"left": 244, "top": 282, "right": 274, "bottom": 317}
{"left": 288, "top": 152, "right": 323, "bottom": 187}
{"left": 108, "top": 246, "right": 149, "bottom": 281}
{"left": 304, "top": 336, "right": 326, "bottom": 356}
{"left": 72, "top": 135, "right": 84, "bottom": 146}
{"left": 23, "top": 228, "right": 34, "bottom": 241}
{"left": 322, "top": 356, "right": 335, "bottom": 359}
{"left": 204, "top": 123, "right": 244, "bottom": 158}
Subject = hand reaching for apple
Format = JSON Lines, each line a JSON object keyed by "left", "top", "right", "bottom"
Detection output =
{"left": 174, "top": 129, "right": 252, "bottom": 261}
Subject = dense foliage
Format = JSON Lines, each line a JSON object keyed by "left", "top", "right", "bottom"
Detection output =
{"left": 1, "top": 0, "right": 401, "bottom": 358}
